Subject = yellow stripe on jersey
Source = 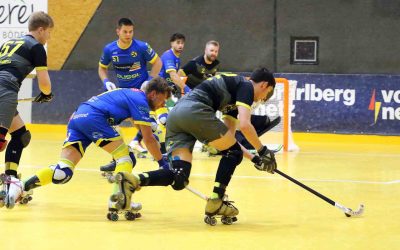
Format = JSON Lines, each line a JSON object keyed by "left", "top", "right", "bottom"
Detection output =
{"left": 63, "top": 141, "right": 85, "bottom": 156}
{"left": 134, "top": 121, "right": 151, "bottom": 126}
{"left": 36, "top": 66, "right": 48, "bottom": 71}
{"left": 149, "top": 54, "right": 159, "bottom": 64}
{"left": 222, "top": 115, "right": 238, "bottom": 122}
{"left": 178, "top": 69, "right": 187, "bottom": 76}
{"left": 117, "top": 40, "right": 132, "bottom": 50}
{"left": 166, "top": 68, "right": 177, "bottom": 73}
{"left": 95, "top": 135, "right": 123, "bottom": 146}
{"left": 236, "top": 101, "right": 251, "bottom": 110}
{"left": 99, "top": 62, "right": 109, "bottom": 68}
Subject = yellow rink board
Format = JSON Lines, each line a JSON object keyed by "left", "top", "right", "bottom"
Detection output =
{"left": 0, "top": 124, "right": 399, "bottom": 250}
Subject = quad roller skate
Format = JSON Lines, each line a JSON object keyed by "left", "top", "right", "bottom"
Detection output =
{"left": 100, "top": 160, "right": 116, "bottom": 178}
{"left": 106, "top": 172, "right": 141, "bottom": 221}
{"left": 129, "top": 140, "right": 147, "bottom": 158}
{"left": 107, "top": 200, "right": 142, "bottom": 221}
{"left": 204, "top": 198, "right": 239, "bottom": 226}
{"left": 0, "top": 173, "right": 31, "bottom": 209}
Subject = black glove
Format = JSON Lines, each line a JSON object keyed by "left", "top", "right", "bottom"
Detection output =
{"left": 251, "top": 145, "right": 277, "bottom": 174}
{"left": 34, "top": 92, "right": 53, "bottom": 103}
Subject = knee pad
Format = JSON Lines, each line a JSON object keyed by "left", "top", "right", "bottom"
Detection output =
{"left": 19, "top": 129, "right": 31, "bottom": 148}
{"left": 50, "top": 164, "right": 74, "bottom": 184}
{"left": 171, "top": 160, "right": 191, "bottom": 190}
{"left": 10, "top": 127, "right": 31, "bottom": 148}
{"left": 158, "top": 113, "right": 168, "bottom": 126}
{"left": 221, "top": 142, "right": 243, "bottom": 166}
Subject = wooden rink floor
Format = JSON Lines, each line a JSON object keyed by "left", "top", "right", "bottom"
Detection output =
{"left": 0, "top": 124, "right": 399, "bottom": 250}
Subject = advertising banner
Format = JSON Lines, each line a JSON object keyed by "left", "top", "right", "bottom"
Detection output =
{"left": 0, "top": 0, "right": 47, "bottom": 46}
{"left": 280, "top": 73, "right": 400, "bottom": 135}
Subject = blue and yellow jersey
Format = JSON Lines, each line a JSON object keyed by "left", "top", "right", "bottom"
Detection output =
{"left": 99, "top": 39, "right": 158, "bottom": 89}
{"left": 83, "top": 88, "right": 152, "bottom": 126}
{"left": 159, "top": 49, "right": 180, "bottom": 85}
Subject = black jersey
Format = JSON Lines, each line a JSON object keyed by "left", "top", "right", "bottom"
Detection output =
{"left": 0, "top": 35, "right": 47, "bottom": 86}
{"left": 194, "top": 74, "right": 253, "bottom": 118}
{"left": 181, "top": 55, "right": 219, "bottom": 89}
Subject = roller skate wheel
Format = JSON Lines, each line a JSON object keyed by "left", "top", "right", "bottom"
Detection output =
{"left": 135, "top": 213, "right": 142, "bottom": 218}
{"left": 107, "top": 173, "right": 122, "bottom": 184}
{"left": 125, "top": 211, "right": 136, "bottom": 221}
{"left": 221, "top": 216, "right": 235, "bottom": 225}
{"left": 107, "top": 212, "right": 119, "bottom": 221}
{"left": 0, "top": 190, "right": 6, "bottom": 198}
{"left": 204, "top": 216, "right": 217, "bottom": 226}
{"left": 20, "top": 197, "right": 29, "bottom": 204}
{"left": 110, "top": 192, "right": 124, "bottom": 202}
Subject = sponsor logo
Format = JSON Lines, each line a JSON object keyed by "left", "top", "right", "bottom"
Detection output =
{"left": 130, "top": 62, "right": 141, "bottom": 71}
{"left": 369, "top": 89, "right": 400, "bottom": 123}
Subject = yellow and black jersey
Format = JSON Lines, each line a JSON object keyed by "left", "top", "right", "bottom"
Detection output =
{"left": 0, "top": 35, "right": 47, "bottom": 86}
{"left": 181, "top": 55, "right": 219, "bottom": 89}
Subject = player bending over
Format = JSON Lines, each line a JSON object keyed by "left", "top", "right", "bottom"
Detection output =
{"left": 4, "top": 77, "right": 171, "bottom": 216}
{"left": 107, "top": 68, "right": 278, "bottom": 224}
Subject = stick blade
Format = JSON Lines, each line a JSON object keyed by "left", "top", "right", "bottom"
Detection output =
{"left": 345, "top": 204, "right": 365, "bottom": 217}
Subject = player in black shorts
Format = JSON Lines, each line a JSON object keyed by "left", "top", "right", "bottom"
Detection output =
{"left": 0, "top": 11, "right": 54, "bottom": 208}
{"left": 180, "top": 41, "right": 279, "bottom": 153}
{"left": 108, "top": 68, "right": 278, "bottom": 225}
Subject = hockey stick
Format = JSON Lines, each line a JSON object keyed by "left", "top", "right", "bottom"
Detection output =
{"left": 185, "top": 186, "right": 209, "bottom": 201}
{"left": 275, "top": 169, "right": 364, "bottom": 217}
{"left": 18, "top": 97, "right": 36, "bottom": 103}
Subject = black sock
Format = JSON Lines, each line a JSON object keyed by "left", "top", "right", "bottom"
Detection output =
{"left": 138, "top": 169, "right": 174, "bottom": 186}
{"left": 214, "top": 143, "right": 242, "bottom": 198}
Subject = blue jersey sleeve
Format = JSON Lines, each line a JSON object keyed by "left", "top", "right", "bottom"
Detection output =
{"left": 127, "top": 91, "right": 153, "bottom": 126}
{"left": 141, "top": 42, "right": 157, "bottom": 64}
{"left": 163, "top": 51, "right": 178, "bottom": 73}
{"left": 99, "top": 45, "right": 112, "bottom": 68}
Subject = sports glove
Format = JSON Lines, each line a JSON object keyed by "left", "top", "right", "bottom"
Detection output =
{"left": 103, "top": 78, "right": 116, "bottom": 91}
{"left": 158, "top": 158, "right": 170, "bottom": 170}
{"left": 34, "top": 92, "right": 53, "bottom": 103}
{"left": 251, "top": 145, "right": 277, "bottom": 174}
{"left": 182, "top": 85, "right": 191, "bottom": 94}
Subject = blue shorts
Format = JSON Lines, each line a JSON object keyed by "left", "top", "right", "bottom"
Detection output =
{"left": 63, "top": 104, "right": 121, "bottom": 155}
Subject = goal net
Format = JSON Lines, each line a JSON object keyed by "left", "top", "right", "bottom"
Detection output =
{"left": 252, "top": 78, "right": 299, "bottom": 152}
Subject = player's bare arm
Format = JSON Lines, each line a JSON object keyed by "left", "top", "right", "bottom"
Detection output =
{"left": 98, "top": 65, "right": 109, "bottom": 82}
{"left": 237, "top": 106, "right": 262, "bottom": 151}
{"left": 169, "top": 70, "right": 185, "bottom": 89}
{"left": 149, "top": 56, "right": 162, "bottom": 78}
{"left": 138, "top": 124, "right": 163, "bottom": 161}
{"left": 223, "top": 116, "right": 255, "bottom": 160}
{"left": 36, "top": 69, "right": 52, "bottom": 95}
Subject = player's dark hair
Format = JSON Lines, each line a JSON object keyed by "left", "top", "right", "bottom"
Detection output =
{"left": 118, "top": 18, "right": 134, "bottom": 27}
{"left": 28, "top": 11, "right": 54, "bottom": 31}
{"left": 170, "top": 33, "right": 185, "bottom": 42}
{"left": 250, "top": 67, "right": 276, "bottom": 87}
{"left": 144, "top": 77, "right": 172, "bottom": 99}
